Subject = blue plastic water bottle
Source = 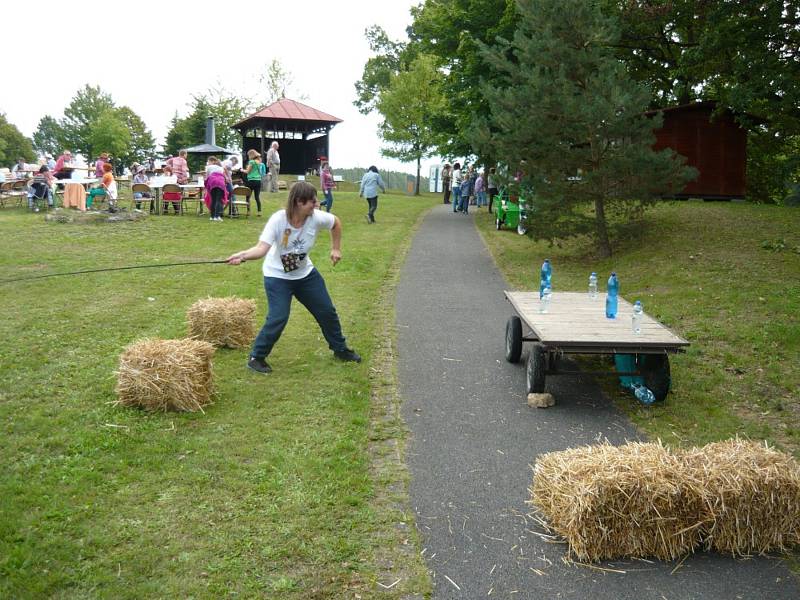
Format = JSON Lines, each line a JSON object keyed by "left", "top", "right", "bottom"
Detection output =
{"left": 539, "top": 259, "right": 552, "bottom": 298}
{"left": 605, "top": 272, "right": 619, "bottom": 318}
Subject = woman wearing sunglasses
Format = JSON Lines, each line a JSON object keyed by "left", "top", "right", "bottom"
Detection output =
{"left": 226, "top": 181, "right": 361, "bottom": 374}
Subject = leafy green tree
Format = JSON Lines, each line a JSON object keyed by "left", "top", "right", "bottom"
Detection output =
{"left": 0, "top": 113, "right": 36, "bottom": 166}
{"left": 376, "top": 55, "right": 446, "bottom": 194}
{"left": 164, "top": 90, "right": 249, "bottom": 171}
{"left": 479, "top": 0, "right": 696, "bottom": 257}
{"left": 406, "top": 0, "right": 518, "bottom": 159}
{"left": 87, "top": 111, "right": 131, "bottom": 169}
{"left": 59, "top": 85, "right": 116, "bottom": 158}
{"left": 32, "top": 115, "right": 63, "bottom": 158}
{"left": 356, "top": 2, "right": 518, "bottom": 161}
{"left": 115, "top": 107, "right": 156, "bottom": 169}
{"left": 354, "top": 26, "right": 410, "bottom": 115}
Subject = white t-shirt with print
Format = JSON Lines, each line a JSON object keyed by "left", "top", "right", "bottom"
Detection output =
{"left": 259, "top": 209, "right": 335, "bottom": 279}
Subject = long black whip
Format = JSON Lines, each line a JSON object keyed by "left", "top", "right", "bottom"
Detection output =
{"left": 0, "top": 259, "right": 229, "bottom": 284}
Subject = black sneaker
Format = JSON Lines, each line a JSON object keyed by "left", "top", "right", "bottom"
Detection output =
{"left": 334, "top": 348, "right": 362, "bottom": 363}
{"left": 247, "top": 356, "right": 272, "bottom": 374}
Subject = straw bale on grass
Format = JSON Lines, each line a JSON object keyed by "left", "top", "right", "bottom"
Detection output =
{"left": 115, "top": 338, "right": 215, "bottom": 412}
{"left": 530, "top": 439, "right": 800, "bottom": 561}
{"left": 684, "top": 439, "right": 800, "bottom": 556}
{"left": 531, "top": 441, "right": 705, "bottom": 561}
{"left": 186, "top": 296, "right": 256, "bottom": 348}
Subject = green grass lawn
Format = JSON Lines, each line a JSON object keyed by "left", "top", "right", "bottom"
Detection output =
{"left": 3, "top": 191, "right": 799, "bottom": 597}
{"left": 475, "top": 200, "right": 800, "bottom": 456}
{"left": 0, "top": 189, "right": 437, "bottom": 599}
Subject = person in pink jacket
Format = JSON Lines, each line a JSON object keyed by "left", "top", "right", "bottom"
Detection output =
{"left": 166, "top": 149, "right": 189, "bottom": 184}
{"left": 319, "top": 162, "right": 336, "bottom": 212}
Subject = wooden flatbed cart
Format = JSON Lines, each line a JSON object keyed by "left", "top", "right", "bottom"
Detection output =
{"left": 504, "top": 291, "right": 690, "bottom": 402}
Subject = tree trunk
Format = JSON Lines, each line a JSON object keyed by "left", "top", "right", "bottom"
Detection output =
{"left": 415, "top": 156, "right": 421, "bottom": 195}
{"left": 594, "top": 196, "right": 612, "bottom": 258}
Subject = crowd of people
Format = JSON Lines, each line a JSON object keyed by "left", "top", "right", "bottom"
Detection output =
{"left": 440, "top": 163, "right": 498, "bottom": 214}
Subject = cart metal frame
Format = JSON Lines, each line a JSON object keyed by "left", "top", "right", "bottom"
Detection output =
{"left": 504, "top": 291, "right": 690, "bottom": 401}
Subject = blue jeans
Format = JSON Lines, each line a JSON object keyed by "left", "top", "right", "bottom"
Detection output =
{"left": 321, "top": 189, "right": 334, "bottom": 212}
{"left": 458, "top": 191, "right": 469, "bottom": 213}
{"left": 451, "top": 187, "right": 461, "bottom": 212}
{"left": 251, "top": 268, "right": 348, "bottom": 359}
{"left": 477, "top": 191, "right": 486, "bottom": 206}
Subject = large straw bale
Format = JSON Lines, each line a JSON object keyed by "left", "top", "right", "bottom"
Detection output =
{"left": 186, "top": 296, "right": 256, "bottom": 348}
{"left": 684, "top": 439, "right": 800, "bottom": 556}
{"left": 531, "top": 439, "right": 800, "bottom": 562}
{"left": 531, "top": 441, "right": 705, "bottom": 561}
{"left": 115, "top": 338, "right": 215, "bottom": 412}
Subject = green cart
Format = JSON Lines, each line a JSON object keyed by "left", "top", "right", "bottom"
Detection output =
{"left": 494, "top": 191, "right": 529, "bottom": 235}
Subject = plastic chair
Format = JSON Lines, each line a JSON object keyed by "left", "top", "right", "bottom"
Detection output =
{"left": 28, "top": 181, "right": 51, "bottom": 212}
{"left": 230, "top": 185, "right": 251, "bottom": 218}
{"left": 0, "top": 181, "right": 15, "bottom": 207}
{"left": 131, "top": 183, "right": 154, "bottom": 212}
{"left": 161, "top": 183, "right": 183, "bottom": 215}
{"left": 181, "top": 185, "right": 204, "bottom": 216}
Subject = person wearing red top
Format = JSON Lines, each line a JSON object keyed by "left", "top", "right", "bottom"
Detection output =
{"left": 94, "top": 152, "right": 109, "bottom": 178}
{"left": 53, "top": 150, "right": 73, "bottom": 180}
{"left": 166, "top": 149, "right": 189, "bottom": 184}
{"left": 319, "top": 162, "right": 336, "bottom": 212}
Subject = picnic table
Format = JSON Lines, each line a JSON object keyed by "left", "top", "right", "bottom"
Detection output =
{"left": 504, "top": 291, "right": 689, "bottom": 401}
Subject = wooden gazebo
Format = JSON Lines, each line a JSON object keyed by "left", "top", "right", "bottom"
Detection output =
{"left": 649, "top": 101, "right": 747, "bottom": 200}
{"left": 232, "top": 99, "right": 343, "bottom": 175}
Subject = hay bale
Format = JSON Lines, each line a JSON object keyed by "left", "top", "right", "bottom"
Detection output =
{"left": 531, "top": 439, "right": 800, "bottom": 561}
{"left": 186, "top": 296, "right": 257, "bottom": 348}
{"left": 115, "top": 338, "right": 215, "bottom": 412}
{"left": 530, "top": 441, "right": 706, "bottom": 561}
{"left": 684, "top": 439, "right": 800, "bottom": 556}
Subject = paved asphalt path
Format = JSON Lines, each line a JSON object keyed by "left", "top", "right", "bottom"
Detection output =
{"left": 396, "top": 204, "right": 798, "bottom": 599}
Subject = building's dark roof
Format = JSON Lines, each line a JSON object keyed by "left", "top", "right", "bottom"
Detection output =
{"left": 234, "top": 98, "right": 343, "bottom": 128}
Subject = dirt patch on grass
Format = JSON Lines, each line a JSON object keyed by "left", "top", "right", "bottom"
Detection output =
{"left": 45, "top": 208, "right": 148, "bottom": 224}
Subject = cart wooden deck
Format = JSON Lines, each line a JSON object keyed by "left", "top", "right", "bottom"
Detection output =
{"left": 503, "top": 291, "right": 690, "bottom": 401}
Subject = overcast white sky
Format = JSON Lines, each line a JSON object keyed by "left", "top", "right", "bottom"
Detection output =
{"left": 1, "top": 0, "right": 442, "bottom": 175}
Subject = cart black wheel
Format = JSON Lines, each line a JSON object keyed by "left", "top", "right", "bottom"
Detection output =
{"left": 526, "top": 344, "right": 546, "bottom": 393}
{"left": 517, "top": 223, "right": 527, "bottom": 235}
{"left": 496, "top": 216, "right": 503, "bottom": 230}
{"left": 505, "top": 316, "right": 523, "bottom": 363}
{"left": 639, "top": 354, "right": 671, "bottom": 402}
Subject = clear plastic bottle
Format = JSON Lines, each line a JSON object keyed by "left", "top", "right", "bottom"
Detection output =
{"left": 633, "top": 384, "right": 656, "bottom": 405}
{"left": 588, "top": 272, "right": 598, "bottom": 299}
{"left": 605, "top": 272, "right": 619, "bottom": 318}
{"left": 539, "top": 286, "right": 552, "bottom": 313}
{"left": 539, "top": 259, "right": 552, "bottom": 299}
{"left": 632, "top": 300, "right": 643, "bottom": 334}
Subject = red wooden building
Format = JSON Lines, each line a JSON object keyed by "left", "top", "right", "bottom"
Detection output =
{"left": 649, "top": 101, "right": 747, "bottom": 200}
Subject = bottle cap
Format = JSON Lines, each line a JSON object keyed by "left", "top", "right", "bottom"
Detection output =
{"left": 591, "top": 272, "right": 596, "bottom": 276}
{"left": 611, "top": 271, "right": 616, "bottom": 276}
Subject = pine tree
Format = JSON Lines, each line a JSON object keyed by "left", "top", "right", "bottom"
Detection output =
{"left": 478, "top": 0, "right": 696, "bottom": 257}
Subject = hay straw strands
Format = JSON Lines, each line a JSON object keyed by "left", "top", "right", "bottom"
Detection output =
{"left": 115, "top": 338, "right": 215, "bottom": 412}
{"left": 186, "top": 296, "right": 257, "bottom": 349}
{"left": 683, "top": 439, "right": 800, "bottom": 556}
{"left": 530, "top": 439, "right": 800, "bottom": 562}
{"left": 531, "top": 441, "right": 705, "bottom": 562}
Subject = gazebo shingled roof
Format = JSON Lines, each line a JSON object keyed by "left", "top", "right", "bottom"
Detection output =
{"left": 234, "top": 98, "right": 342, "bottom": 128}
